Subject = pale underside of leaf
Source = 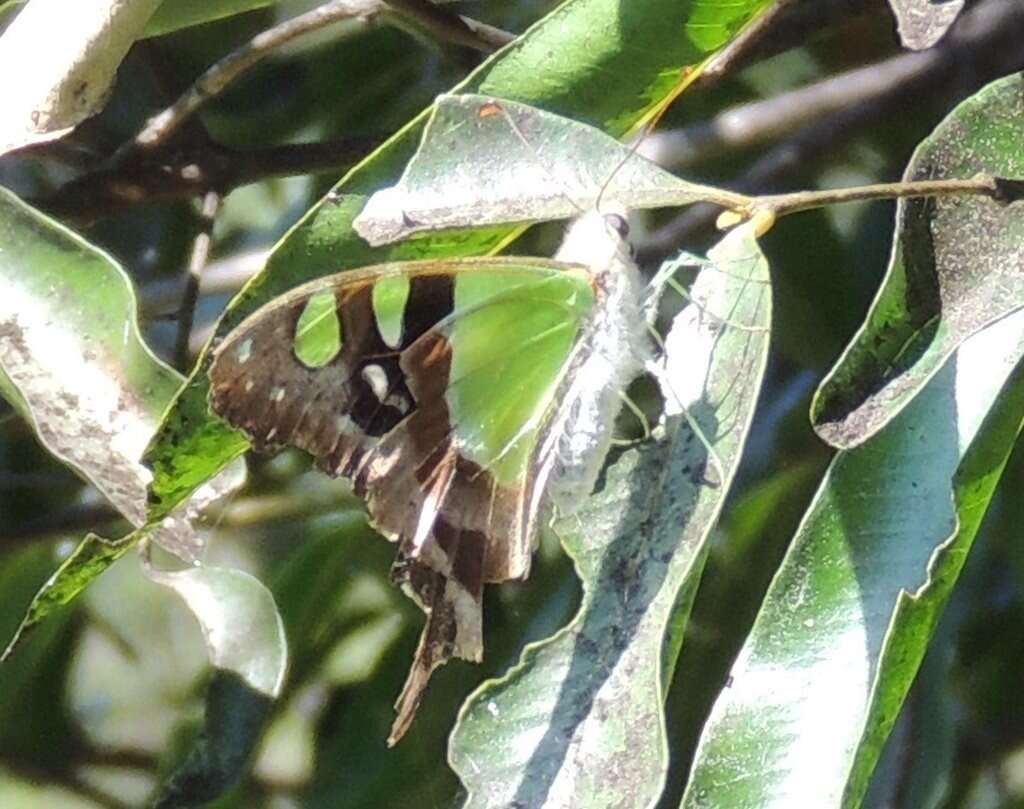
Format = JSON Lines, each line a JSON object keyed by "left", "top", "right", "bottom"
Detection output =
{"left": 812, "top": 72, "right": 1024, "bottom": 449}
{"left": 0, "top": 190, "right": 254, "bottom": 692}
{"left": 353, "top": 94, "right": 728, "bottom": 246}
{"left": 450, "top": 224, "right": 772, "bottom": 809}
{"left": 143, "top": 562, "right": 288, "bottom": 698}
{"left": 0, "top": 0, "right": 163, "bottom": 155}
{"left": 887, "top": 0, "right": 965, "bottom": 50}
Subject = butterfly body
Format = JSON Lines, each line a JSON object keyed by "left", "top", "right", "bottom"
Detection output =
{"left": 208, "top": 213, "right": 646, "bottom": 742}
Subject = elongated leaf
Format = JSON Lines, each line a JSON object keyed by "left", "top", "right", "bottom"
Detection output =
{"left": 812, "top": 73, "right": 1024, "bottom": 449}
{"left": 144, "top": 0, "right": 775, "bottom": 517}
{"left": 0, "top": 187, "right": 180, "bottom": 514}
{"left": 0, "top": 188, "right": 264, "bottom": 699}
{"left": 0, "top": 188, "right": 285, "bottom": 806}
{"left": 681, "top": 308, "right": 1024, "bottom": 809}
{"left": 144, "top": 563, "right": 287, "bottom": 698}
{"left": 143, "top": 563, "right": 287, "bottom": 807}
{"left": 354, "top": 94, "right": 732, "bottom": 245}
{"left": 449, "top": 224, "right": 771, "bottom": 809}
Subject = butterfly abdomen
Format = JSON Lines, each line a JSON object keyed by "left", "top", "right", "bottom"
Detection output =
{"left": 542, "top": 264, "right": 648, "bottom": 515}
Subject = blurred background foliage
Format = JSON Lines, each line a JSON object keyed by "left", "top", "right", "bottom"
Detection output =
{"left": 1, "top": 1, "right": 1023, "bottom": 807}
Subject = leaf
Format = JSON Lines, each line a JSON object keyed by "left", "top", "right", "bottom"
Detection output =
{"left": 0, "top": 545, "right": 81, "bottom": 763}
{"left": 354, "top": 94, "right": 731, "bottom": 245}
{"left": 887, "top": 0, "right": 964, "bottom": 50}
{"left": 143, "top": 563, "right": 287, "bottom": 697}
{"left": 681, "top": 308, "right": 1024, "bottom": 809}
{"left": 449, "top": 224, "right": 772, "bottom": 809}
{"left": 0, "top": 0, "right": 164, "bottom": 155}
{"left": 145, "top": 0, "right": 276, "bottom": 36}
{"left": 0, "top": 187, "right": 181, "bottom": 519}
{"left": 149, "top": 671, "right": 275, "bottom": 809}
{"left": 811, "top": 73, "right": 1024, "bottom": 449}
{"left": 0, "top": 187, "right": 245, "bottom": 660}
{"left": 144, "top": 0, "right": 776, "bottom": 518}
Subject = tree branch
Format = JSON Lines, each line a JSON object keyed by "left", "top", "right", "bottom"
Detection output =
{"left": 119, "top": 0, "right": 388, "bottom": 160}
{"left": 175, "top": 190, "right": 221, "bottom": 371}
{"left": 36, "top": 136, "right": 383, "bottom": 224}
{"left": 382, "top": 0, "right": 515, "bottom": 52}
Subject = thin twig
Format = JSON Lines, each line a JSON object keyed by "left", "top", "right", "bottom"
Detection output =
{"left": 174, "top": 190, "right": 222, "bottom": 371}
{"left": 141, "top": 248, "right": 269, "bottom": 318}
{"left": 641, "top": 47, "right": 945, "bottom": 170}
{"left": 693, "top": 0, "right": 887, "bottom": 88}
{"left": 697, "top": 0, "right": 803, "bottom": 83}
{"left": 120, "top": 0, "right": 387, "bottom": 160}
{"left": 753, "top": 176, "right": 1015, "bottom": 220}
{"left": 382, "top": 0, "right": 515, "bottom": 51}
{"left": 37, "top": 136, "right": 383, "bottom": 224}
{"left": 638, "top": 0, "right": 1024, "bottom": 258}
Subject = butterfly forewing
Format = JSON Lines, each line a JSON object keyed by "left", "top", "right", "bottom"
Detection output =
{"left": 208, "top": 257, "right": 598, "bottom": 742}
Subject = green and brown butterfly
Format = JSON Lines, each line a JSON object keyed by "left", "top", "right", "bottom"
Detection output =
{"left": 208, "top": 205, "right": 649, "bottom": 744}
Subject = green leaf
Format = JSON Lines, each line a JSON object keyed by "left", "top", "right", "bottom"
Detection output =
{"left": 144, "top": 0, "right": 776, "bottom": 518}
{"left": 0, "top": 0, "right": 279, "bottom": 36}
{"left": 0, "top": 534, "right": 134, "bottom": 662}
{"left": 0, "top": 186, "right": 181, "bottom": 515}
{"left": 449, "top": 224, "right": 772, "bottom": 809}
{"left": 145, "top": 0, "right": 276, "bottom": 36}
{"left": 681, "top": 309, "right": 1024, "bottom": 809}
{"left": 143, "top": 563, "right": 287, "bottom": 697}
{"left": 0, "top": 545, "right": 80, "bottom": 763}
{"left": 150, "top": 671, "right": 275, "bottom": 809}
{"left": 354, "top": 94, "right": 731, "bottom": 245}
{"left": 0, "top": 188, "right": 252, "bottom": 694}
{"left": 811, "top": 73, "right": 1024, "bottom": 449}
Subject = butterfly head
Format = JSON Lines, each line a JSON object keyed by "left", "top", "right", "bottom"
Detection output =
{"left": 554, "top": 205, "right": 638, "bottom": 284}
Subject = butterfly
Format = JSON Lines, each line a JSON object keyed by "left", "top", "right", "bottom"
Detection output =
{"left": 208, "top": 201, "right": 651, "bottom": 743}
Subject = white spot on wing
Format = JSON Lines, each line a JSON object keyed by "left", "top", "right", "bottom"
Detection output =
{"left": 237, "top": 339, "right": 253, "bottom": 363}
{"left": 271, "top": 386, "right": 285, "bottom": 403}
{"left": 361, "top": 364, "right": 389, "bottom": 403}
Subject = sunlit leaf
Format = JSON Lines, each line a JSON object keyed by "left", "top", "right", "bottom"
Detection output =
{"left": 682, "top": 309, "right": 1024, "bottom": 809}
{"left": 812, "top": 73, "right": 1024, "bottom": 449}
{"left": 354, "top": 94, "right": 731, "bottom": 245}
{"left": 450, "top": 224, "right": 771, "bottom": 809}
{"left": 0, "top": 0, "right": 163, "bottom": 154}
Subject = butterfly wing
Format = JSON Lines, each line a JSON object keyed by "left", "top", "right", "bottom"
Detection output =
{"left": 208, "top": 258, "right": 598, "bottom": 742}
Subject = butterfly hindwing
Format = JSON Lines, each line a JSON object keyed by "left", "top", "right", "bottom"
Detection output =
{"left": 208, "top": 258, "right": 599, "bottom": 742}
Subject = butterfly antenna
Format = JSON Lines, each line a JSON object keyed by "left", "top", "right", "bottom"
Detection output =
{"left": 594, "top": 117, "right": 658, "bottom": 216}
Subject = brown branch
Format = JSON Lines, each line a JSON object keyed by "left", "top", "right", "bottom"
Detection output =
{"left": 693, "top": 0, "right": 888, "bottom": 89}
{"left": 35, "top": 136, "right": 383, "bottom": 224}
{"left": 637, "top": 0, "right": 1024, "bottom": 259}
{"left": 382, "top": 0, "right": 515, "bottom": 51}
{"left": 175, "top": 190, "right": 222, "bottom": 371}
{"left": 120, "top": 0, "right": 388, "bottom": 160}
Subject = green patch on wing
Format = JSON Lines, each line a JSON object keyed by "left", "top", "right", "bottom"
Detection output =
{"left": 372, "top": 273, "right": 411, "bottom": 348}
{"left": 447, "top": 267, "right": 594, "bottom": 486}
{"left": 294, "top": 291, "right": 342, "bottom": 369}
